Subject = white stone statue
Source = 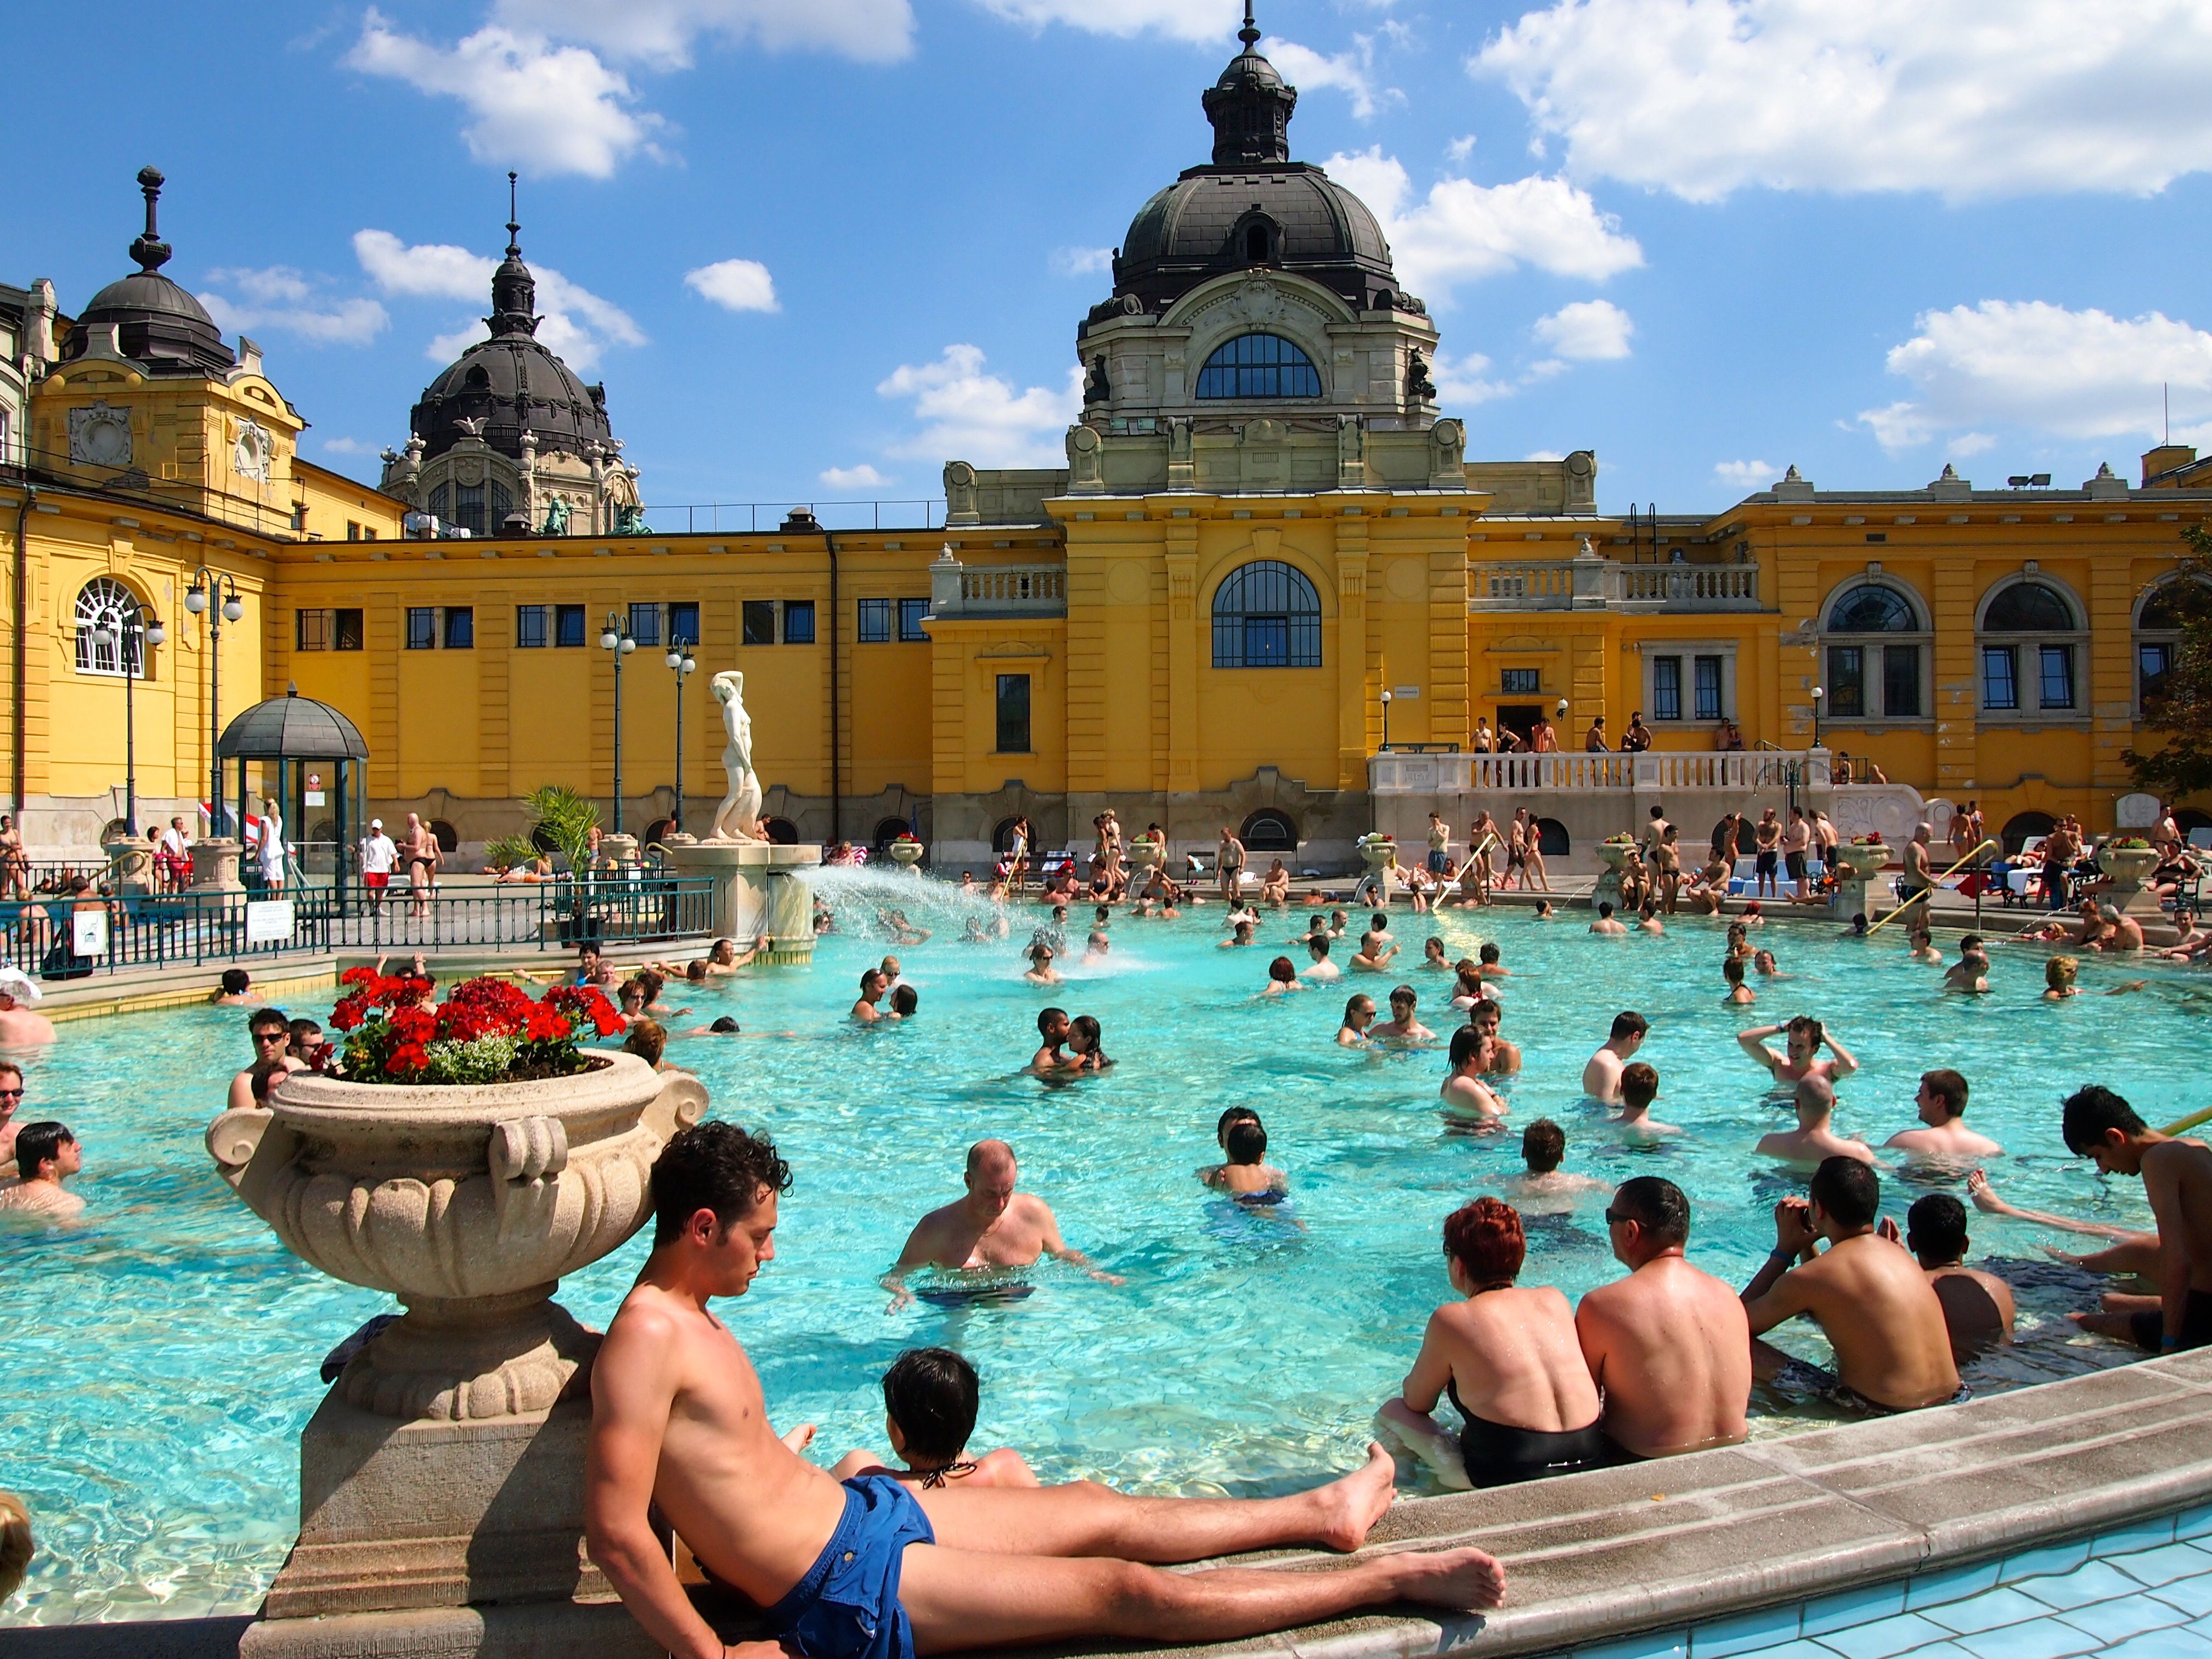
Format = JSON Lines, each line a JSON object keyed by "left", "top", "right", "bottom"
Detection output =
{"left": 708, "top": 671, "right": 765, "bottom": 843}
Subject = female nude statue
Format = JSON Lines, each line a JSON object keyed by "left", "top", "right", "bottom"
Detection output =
{"left": 708, "top": 672, "right": 764, "bottom": 842}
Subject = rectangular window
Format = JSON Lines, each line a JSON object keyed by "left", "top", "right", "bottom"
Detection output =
{"left": 782, "top": 600, "right": 815, "bottom": 645}
{"left": 996, "top": 673, "right": 1031, "bottom": 754}
{"left": 1651, "top": 657, "right": 1681, "bottom": 721}
{"left": 743, "top": 600, "right": 777, "bottom": 646}
{"left": 1882, "top": 646, "right": 1921, "bottom": 718}
{"left": 443, "top": 607, "right": 475, "bottom": 650}
{"left": 628, "top": 602, "right": 661, "bottom": 647}
{"left": 2140, "top": 642, "right": 2174, "bottom": 715}
{"left": 296, "top": 610, "right": 330, "bottom": 652}
{"left": 555, "top": 604, "right": 586, "bottom": 648}
{"left": 1981, "top": 645, "right": 2018, "bottom": 710}
{"left": 405, "top": 607, "right": 437, "bottom": 650}
{"left": 1694, "top": 655, "right": 1724, "bottom": 723}
{"left": 1500, "top": 667, "right": 1541, "bottom": 696}
{"left": 334, "top": 609, "right": 363, "bottom": 651}
{"left": 516, "top": 605, "right": 549, "bottom": 648}
{"left": 857, "top": 598, "right": 893, "bottom": 642}
{"left": 898, "top": 597, "right": 930, "bottom": 642}
{"left": 1827, "top": 645, "right": 1865, "bottom": 718}
{"left": 2039, "top": 643, "right": 2075, "bottom": 710}
{"left": 360, "top": 525, "right": 377, "bottom": 541}
{"left": 346, "top": 521, "right": 362, "bottom": 542}
{"left": 455, "top": 483, "right": 486, "bottom": 536}
{"left": 668, "top": 601, "right": 700, "bottom": 647}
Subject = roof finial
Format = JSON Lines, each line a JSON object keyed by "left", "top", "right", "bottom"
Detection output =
{"left": 1241, "top": 0, "right": 1260, "bottom": 48}
{"left": 505, "top": 171, "right": 521, "bottom": 257}
{"left": 130, "top": 166, "right": 172, "bottom": 274}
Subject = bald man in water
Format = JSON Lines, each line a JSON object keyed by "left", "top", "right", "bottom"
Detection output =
{"left": 883, "top": 1140, "right": 1121, "bottom": 1310}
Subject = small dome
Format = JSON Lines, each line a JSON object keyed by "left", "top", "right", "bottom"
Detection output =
{"left": 61, "top": 168, "right": 235, "bottom": 377}
{"left": 217, "top": 692, "right": 369, "bottom": 761}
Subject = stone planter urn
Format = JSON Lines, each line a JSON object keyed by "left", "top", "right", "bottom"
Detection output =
{"left": 888, "top": 836, "right": 926, "bottom": 872}
{"left": 205, "top": 1052, "right": 707, "bottom": 1644}
{"left": 1126, "top": 837, "right": 1164, "bottom": 872}
{"left": 2097, "top": 841, "right": 2159, "bottom": 910}
{"left": 1357, "top": 834, "right": 1398, "bottom": 872}
{"left": 1832, "top": 842, "right": 1891, "bottom": 882}
{"left": 1594, "top": 839, "right": 1636, "bottom": 907}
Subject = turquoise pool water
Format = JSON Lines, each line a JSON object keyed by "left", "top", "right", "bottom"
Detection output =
{"left": 4, "top": 876, "right": 2209, "bottom": 1626}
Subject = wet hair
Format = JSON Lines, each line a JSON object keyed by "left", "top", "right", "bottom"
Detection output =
{"left": 881, "top": 1347, "right": 979, "bottom": 1464}
{"left": 0, "top": 1062, "right": 19, "bottom": 1088}
{"left": 1480, "top": 943, "right": 1501, "bottom": 966}
{"left": 710, "top": 1016, "right": 741, "bottom": 1034}
{"left": 1724, "top": 957, "right": 1746, "bottom": 986}
{"left": 1906, "top": 1193, "right": 1969, "bottom": 1262}
{"left": 1610, "top": 1176, "right": 1689, "bottom": 1248}
{"left": 1217, "top": 1105, "right": 1261, "bottom": 1142}
{"left": 1609, "top": 1011, "right": 1647, "bottom": 1042}
{"left": 1389, "top": 984, "right": 1417, "bottom": 1008}
{"left": 249, "top": 1058, "right": 287, "bottom": 1103}
{"left": 1522, "top": 1118, "right": 1566, "bottom": 1172}
{"left": 289, "top": 1017, "right": 321, "bottom": 1046}
{"left": 650, "top": 1122, "right": 792, "bottom": 1245}
{"left": 861, "top": 968, "right": 884, "bottom": 991}
{"left": 219, "top": 968, "right": 251, "bottom": 994}
{"left": 1448, "top": 1025, "right": 1483, "bottom": 1069}
{"left": 686, "top": 961, "right": 709, "bottom": 983}
{"left": 1226, "top": 1120, "right": 1267, "bottom": 1163}
{"left": 1372, "top": 912, "right": 1389, "bottom": 930}
{"left": 1444, "top": 1196, "right": 1526, "bottom": 1285}
{"left": 1342, "top": 994, "right": 1374, "bottom": 1022}
{"left": 1921, "top": 1069, "right": 1969, "bottom": 1117}
{"left": 639, "top": 970, "right": 667, "bottom": 999}
{"left": 2062, "top": 1085, "right": 2146, "bottom": 1155}
{"left": 1036, "top": 1007, "right": 1066, "bottom": 1036}
{"left": 1620, "top": 1062, "right": 1658, "bottom": 1111}
{"left": 13, "top": 1121, "right": 72, "bottom": 1178}
{"left": 2045, "top": 955, "right": 2078, "bottom": 989}
{"left": 1307, "top": 935, "right": 1331, "bottom": 957}
{"left": 1426, "top": 936, "right": 1446, "bottom": 955}
{"left": 1598, "top": 901, "right": 1616, "bottom": 918}
{"left": 248, "top": 1007, "right": 290, "bottom": 1035}
{"left": 1069, "top": 1015, "right": 1102, "bottom": 1054}
{"left": 1959, "top": 935, "right": 1985, "bottom": 953}
{"left": 1808, "top": 1156, "right": 1881, "bottom": 1229}
{"left": 1470, "top": 998, "right": 1500, "bottom": 1028}
{"left": 1268, "top": 956, "right": 1297, "bottom": 984}
{"left": 1786, "top": 1014, "right": 1825, "bottom": 1047}
{"left": 891, "top": 985, "right": 919, "bottom": 1017}
{"left": 624, "top": 1019, "right": 668, "bottom": 1066}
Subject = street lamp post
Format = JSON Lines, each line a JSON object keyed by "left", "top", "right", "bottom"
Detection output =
{"left": 1379, "top": 688, "right": 1393, "bottom": 752}
{"left": 1811, "top": 685, "right": 1825, "bottom": 749}
{"left": 183, "top": 569, "right": 246, "bottom": 833}
{"left": 665, "top": 641, "right": 697, "bottom": 834}
{"left": 89, "top": 596, "right": 166, "bottom": 834}
{"left": 600, "top": 612, "right": 636, "bottom": 837}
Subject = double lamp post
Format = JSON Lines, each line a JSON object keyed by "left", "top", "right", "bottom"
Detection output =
{"left": 600, "top": 609, "right": 696, "bottom": 845}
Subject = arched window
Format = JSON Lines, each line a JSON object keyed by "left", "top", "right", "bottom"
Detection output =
{"left": 1999, "top": 811, "right": 2056, "bottom": 857}
{"left": 1977, "top": 577, "right": 2085, "bottom": 716}
{"left": 1212, "top": 560, "right": 1322, "bottom": 668}
{"left": 74, "top": 577, "right": 151, "bottom": 679}
{"left": 1239, "top": 810, "right": 1298, "bottom": 852}
{"left": 1535, "top": 818, "right": 1571, "bottom": 859}
{"left": 428, "top": 819, "right": 460, "bottom": 854}
{"left": 1819, "top": 580, "right": 1926, "bottom": 721}
{"left": 1195, "top": 334, "right": 1322, "bottom": 400}
{"left": 2135, "top": 577, "right": 2206, "bottom": 718}
{"left": 760, "top": 816, "right": 800, "bottom": 846}
{"left": 872, "top": 817, "right": 912, "bottom": 851}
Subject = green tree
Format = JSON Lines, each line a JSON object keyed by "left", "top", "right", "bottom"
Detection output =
{"left": 2124, "top": 523, "right": 2212, "bottom": 796}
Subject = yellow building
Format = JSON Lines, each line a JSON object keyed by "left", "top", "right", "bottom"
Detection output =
{"left": 5, "top": 51, "right": 2208, "bottom": 870}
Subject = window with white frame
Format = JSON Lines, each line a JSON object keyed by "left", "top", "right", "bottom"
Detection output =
{"left": 74, "top": 577, "right": 150, "bottom": 678}
{"left": 1819, "top": 580, "right": 1928, "bottom": 721}
{"left": 1977, "top": 576, "right": 2085, "bottom": 718}
{"left": 1639, "top": 642, "right": 1736, "bottom": 724}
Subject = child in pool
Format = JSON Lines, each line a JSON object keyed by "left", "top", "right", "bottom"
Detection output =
{"left": 831, "top": 1348, "right": 1040, "bottom": 1490}
{"left": 1200, "top": 1117, "right": 1290, "bottom": 1203}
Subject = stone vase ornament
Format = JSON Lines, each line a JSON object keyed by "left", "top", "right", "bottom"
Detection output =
{"left": 1126, "top": 836, "right": 1164, "bottom": 872}
{"left": 1830, "top": 840, "right": 1890, "bottom": 919}
{"left": 1357, "top": 833, "right": 1397, "bottom": 872}
{"left": 889, "top": 835, "right": 926, "bottom": 871}
{"left": 2096, "top": 840, "right": 2159, "bottom": 910}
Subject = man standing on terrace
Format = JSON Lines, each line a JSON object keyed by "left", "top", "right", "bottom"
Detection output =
{"left": 585, "top": 1124, "right": 1506, "bottom": 1659}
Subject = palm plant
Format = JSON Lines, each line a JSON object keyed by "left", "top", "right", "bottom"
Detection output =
{"left": 523, "top": 786, "right": 602, "bottom": 927}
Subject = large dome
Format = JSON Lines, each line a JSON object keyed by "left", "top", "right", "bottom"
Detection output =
{"left": 409, "top": 218, "right": 616, "bottom": 465}
{"left": 60, "top": 168, "right": 235, "bottom": 378}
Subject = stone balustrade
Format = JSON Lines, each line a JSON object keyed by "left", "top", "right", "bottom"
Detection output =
{"left": 928, "top": 552, "right": 1068, "bottom": 618}
{"left": 1469, "top": 556, "right": 1762, "bottom": 611}
{"left": 1372, "top": 749, "right": 1830, "bottom": 794}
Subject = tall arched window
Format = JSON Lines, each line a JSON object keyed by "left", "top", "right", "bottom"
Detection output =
{"left": 2135, "top": 578, "right": 2205, "bottom": 718}
{"left": 1820, "top": 580, "right": 1926, "bottom": 720}
{"left": 1195, "top": 334, "right": 1322, "bottom": 399}
{"left": 74, "top": 577, "right": 150, "bottom": 679}
{"left": 1213, "top": 560, "right": 1322, "bottom": 668}
{"left": 1977, "top": 577, "right": 2085, "bottom": 716}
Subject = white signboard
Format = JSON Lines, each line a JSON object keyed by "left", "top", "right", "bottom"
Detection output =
{"left": 72, "top": 909, "right": 108, "bottom": 958}
{"left": 245, "top": 900, "right": 296, "bottom": 944}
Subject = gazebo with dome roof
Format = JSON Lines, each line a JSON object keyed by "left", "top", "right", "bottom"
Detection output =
{"left": 215, "top": 689, "right": 369, "bottom": 890}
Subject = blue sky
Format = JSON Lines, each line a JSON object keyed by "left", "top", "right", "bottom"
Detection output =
{"left": 18, "top": 0, "right": 2212, "bottom": 516}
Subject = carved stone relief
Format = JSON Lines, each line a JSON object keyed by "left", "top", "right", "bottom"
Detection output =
{"left": 67, "top": 401, "right": 132, "bottom": 468}
{"left": 233, "top": 416, "right": 274, "bottom": 483}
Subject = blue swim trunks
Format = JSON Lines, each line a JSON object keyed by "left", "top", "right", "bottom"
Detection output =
{"left": 767, "top": 1475, "right": 935, "bottom": 1659}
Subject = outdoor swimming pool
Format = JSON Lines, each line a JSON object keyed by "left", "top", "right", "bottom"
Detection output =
{"left": 4, "top": 876, "right": 2208, "bottom": 1626}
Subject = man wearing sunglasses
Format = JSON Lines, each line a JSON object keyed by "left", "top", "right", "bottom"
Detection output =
{"left": 0, "top": 1063, "right": 25, "bottom": 1176}
{"left": 227, "top": 1007, "right": 303, "bottom": 1112}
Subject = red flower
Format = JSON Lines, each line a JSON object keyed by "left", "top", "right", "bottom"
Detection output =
{"left": 386, "top": 1042, "right": 431, "bottom": 1076}
{"left": 340, "top": 966, "right": 377, "bottom": 986}
{"left": 330, "top": 994, "right": 369, "bottom": 1032}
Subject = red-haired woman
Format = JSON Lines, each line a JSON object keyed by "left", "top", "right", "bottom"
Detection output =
{"left": 1377, "top": 1197, "right": 1608, "bottom": 1488}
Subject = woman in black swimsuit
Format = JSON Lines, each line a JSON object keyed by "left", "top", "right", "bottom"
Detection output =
{"left": 1378, "top": 1197, "right": 1612, "bottom": 1488}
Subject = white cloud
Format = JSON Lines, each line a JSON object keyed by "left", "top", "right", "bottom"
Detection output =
{"left": 970, "top": 0, "right": 1240, "bottom": 44}
{"left": 1322, "top": 148, "right": 1643, "bottom": 303}
{"left": 685, "top": 258, "right": 780, "bottom": 313}
{"left": 490, "top": 0, "right": 915, "bottom": 67}
{"left": 198, "top": 267, "right": 389, "bottom": 346}
{"left": 1264, "top": 37, "right": 1393, "bottom": 120}
{"left": 1713, "top": 458, "right": 1778, "bottom": 489}
{"left": 321, "top": 437, "right": 375, "bottom": 456}
{"left": 1049, "top": 246, "right": 1114, "bottom": 279}
{"left": 1532, "top": 298, "right": 1633, "bottom": 360}
{"left": 1474, "top": 0, "right": 2212, "bottom": 203}
{"left": 820, "top": 464, "right": 889, "bottom": 489}
{"left": 1855, "top": 300, "right": 2212, "bottom": 453}
{"left": 1446, "top": 134, "right": 1477, "bottom": 163}
{"left": 876, "top": 344, "right": 1083, "bottom": 467}
{"left": 1948, "top": 432, "right": 1997, "bottom": 458}
{"left": 1524, "top": 449, "right": 1565, "bottom": 462}
{"left": 353, "top": 229, "right": 644, "bottom": 372}
{"left": 347, "top": 9, "right": 665, "bottom": 178}
{"left": 1431, "top": 349, "right": 1518, "bottom": 405}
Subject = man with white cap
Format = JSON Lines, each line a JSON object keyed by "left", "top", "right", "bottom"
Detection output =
{"left": 0, "top": 968, "right": 54, "bottom": 1047}
{"left": 359, "top": 817, "right": 398, "bottom": 907}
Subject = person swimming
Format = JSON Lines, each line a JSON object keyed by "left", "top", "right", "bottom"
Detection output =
{"left": 1201, "top": 1118, "right": 1290, "bottom": 1205}
{"left": 1262, "top": 956, "right": 1304, "bottom": 997}
{"left": 1440, "top": 1027, "right": 1507, "bottom": 1122}
{"left": 831, "top": 1347, "right": 1041, "bottom": 1490}
{"left": 1066, "top": 1014, "right": 1113, "bottom": 1070}
{"left": 1338, "top": 994, "right": 1378, "bottom": 1046}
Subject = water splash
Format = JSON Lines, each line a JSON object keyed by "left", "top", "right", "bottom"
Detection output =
{"left": 809, "top": 865, "right": 1024, "bottom": 941}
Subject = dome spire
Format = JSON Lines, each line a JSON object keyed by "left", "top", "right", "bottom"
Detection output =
{"left": 130, "top": 166, "right": 172, "bottom": 274}
{"left": 505, "top": 169, "right": 521, "bottom": 258}
{"left": 1204, "top": 3, "right": 1296, "bottom": 166}
{"left": 1240, "top": 0, "right": 1260, "bottom": 49}
{"left": 489, "top": 172, "right": 539, "bottom": 338}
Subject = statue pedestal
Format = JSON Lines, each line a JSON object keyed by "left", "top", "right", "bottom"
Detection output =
{"left": 190, "top": 837, "right": 245, "bottom": 894}
{"left": 661, "top": 842, "right": 821, "bottom": 964}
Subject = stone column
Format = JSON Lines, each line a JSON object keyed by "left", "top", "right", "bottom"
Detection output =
{"left": 190, "top": 836, "right": 245, "bottom": 893}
